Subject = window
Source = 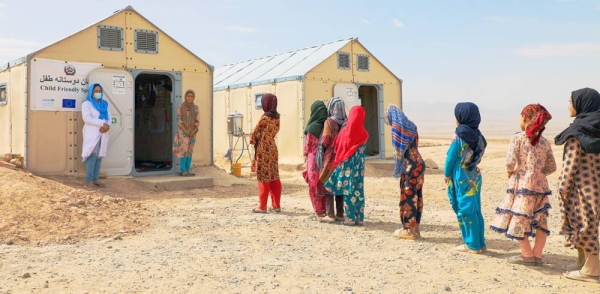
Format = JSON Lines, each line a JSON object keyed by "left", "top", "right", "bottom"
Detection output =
{"left": 337, "top": 52, "right": 351, "bottom": 70}
{"left": 357, "top": 54, "right": 370, "bottom": 71}
{"left": 0, "top": 83, "right": 6, "bottom": 106}
{"left": 97, "top": 25, "right": 124, "bottom": 51}
{"left": 254, "top": 93, "right": 264, "bottom": 109}
{"left": 135, "top": 29, "right": 159, "bottom": 54}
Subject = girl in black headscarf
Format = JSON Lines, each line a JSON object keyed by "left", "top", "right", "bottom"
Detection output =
{"left": 556, "top": 88, "right": 600, "bottom": 283}
{"left": 444, "top": 102, "right": 487, "bottom": 254}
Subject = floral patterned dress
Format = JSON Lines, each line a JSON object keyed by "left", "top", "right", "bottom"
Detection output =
{"left": 324, "top": 144, "right": 367, "bottom": 222}
{"left": 317, "top": 118, "right": 342, "bottom": 195}
{"left": 490, "top": 132, "right": 556, "bottom": 239}
{"left": 558, "top": 137, "right": 600, "bottom": 254}
{"left": 250, "top": 115, "right": 280, "bottom": 183}
{"left": 173, "top": 104, "right": 199, "bottom": 158}
{"left": 303, "top": 133, "right": 326, "bottom": 214}
{"left": 399, "top": 137, "right": 426, "bottom": 229}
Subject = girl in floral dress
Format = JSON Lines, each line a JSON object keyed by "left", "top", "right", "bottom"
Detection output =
{"left": 318, "top": 98, "right": 348, "bottom": 223}
{"left": 173, "top": 89, "right": 199, "bottom": 176}
{"left": 490, "top": 104, "right": 555, "bottom": 265}
{"left": 250, "top": 93, "right": 282, "bottom": 213}
{"left": 303, "top": 101, "right": 328, "bottom": 217}
{"left": 444, "top": 102, "right": 487, "bottom": 254}
{"left": 384, "top": 104, "right": 426, "bottom": 240}
{"left": 324, "top": 106, "right": 369, "bottom": 226}
{"left": 555, "top": 88, "right": 600, "bottom": 283}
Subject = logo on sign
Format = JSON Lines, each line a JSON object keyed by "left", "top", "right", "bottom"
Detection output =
{"left": 42, "top": 98, "right": 55, "bottom": 107}
{"left": 64, "top": 65, "right": 76, "bottom": 76}
{"left": 62, "top": 99, "right": 76, "bottom": 108}
{"left": 111, "top": 118, "right": 117, "bottom": 125}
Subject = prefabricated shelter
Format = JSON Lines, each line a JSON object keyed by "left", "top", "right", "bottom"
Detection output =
{"left": 0, "top": 6, "right": 213, "bottom": 176}
{"left": 213, "top": 37, "right": 402, "bottom": 165}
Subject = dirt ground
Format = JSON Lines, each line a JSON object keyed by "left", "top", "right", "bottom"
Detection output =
{"left": 1, "top": 138, "right": 600, "bottom": 293}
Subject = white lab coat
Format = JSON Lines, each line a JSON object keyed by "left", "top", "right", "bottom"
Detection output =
{"left": 81, "top": 101, "right": 112, "bottom": 161}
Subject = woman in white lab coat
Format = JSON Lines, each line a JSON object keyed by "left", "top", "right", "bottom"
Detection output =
{"left": 81, "top": 83, "right": 111, "bottom": 187}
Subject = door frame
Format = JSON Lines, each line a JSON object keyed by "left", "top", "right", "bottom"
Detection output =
{"left": 356, "top": 83, "right": 384, "bottom": 159}
{"left": 128, "top": 69, "right": 182, "bottom": 176}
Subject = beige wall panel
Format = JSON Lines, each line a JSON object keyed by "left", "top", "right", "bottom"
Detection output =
{"left": 181, "top": 71, "right": 212, "bottom": 166}
{"left": 0, "top": 70, "right": 10, "bottom": 155}
{"left": 9, "top": 64, "right": 27, "bottom": 155}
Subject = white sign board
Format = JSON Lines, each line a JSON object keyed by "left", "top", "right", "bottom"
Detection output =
{"left": 30, "top": 58, "right": 102, "bottom": 111}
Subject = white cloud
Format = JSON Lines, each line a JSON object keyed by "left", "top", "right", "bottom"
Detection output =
{"left": 222, "top": 5, "right": 241, "bottom": 10}
{"left": 392, "top": 19, "right": 403, "bottom": 28}
{"left": 225, "top": 26, "right": 260, "bottom": 34}
{"left": 0, "top": 38, "right": 39, "bottom": 47}
{"left": 361, "top": 19, "right": 370, "bottom": 25}
{"left": 515, "top": 42, "right": 600, "bottom": 57}
{"left": 0, "top": 38, "right": 41, "bottom": 63}
{"left": 484, "top": 16, "right": 515, "bottom": 24}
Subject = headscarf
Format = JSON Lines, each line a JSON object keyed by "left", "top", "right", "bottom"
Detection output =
{"left": 180, "top": 89, "right": 198, "bottom": 135}
{"left": 327, "top": 97, "right": 347, "bottom": 125}
{"left": 304, "top": 101, "right": 328, "bottom": 137}
{"left": 331, "top": 106, "right": 369, "bottom": 167}
{"left": 384, "top": 104, "right": 417, "bottom": 178}
{"left": 555, "top": 88, "right": 600, "bottom": 154}
{"left": 521, "top": 104, "right": 552, "bottom": 146}
{"left": 454, "top": 102, "right": 487, "bottom": 171}
{"left": 86, "top": 84, "right": 109, "bottom": 120}
{"left": 261, "top": 93, "right": 280, "bottom": 119}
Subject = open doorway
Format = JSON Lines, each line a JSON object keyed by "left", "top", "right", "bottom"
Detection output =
{"left": 359, "top": 85, "right": 380, "bottom": 157}
{"left": 134, "top": 74, "right": 173, "bottom": 172}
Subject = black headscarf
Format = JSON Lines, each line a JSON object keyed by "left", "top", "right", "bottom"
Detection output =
{"left": 454, "top": 102, "right": 487, "bottom": 171}
{"left": 304, "top": 101, "right": 328, "bottom": 137}
{"left": 555, "top": 88, "right": 600, "bottom": 154}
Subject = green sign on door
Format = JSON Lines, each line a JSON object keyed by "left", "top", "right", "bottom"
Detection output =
{"left": 112, "top": 118, "right": 117, "bottom": 124}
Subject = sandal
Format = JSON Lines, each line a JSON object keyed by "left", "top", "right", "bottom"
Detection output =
{"left": 535, "top": 257, "right": 543, "bottom": 266}
{"left": 454, "top": 244, "right": 480, "bottom": 254}
{"left": 252, "top": 208, "right": 267, "bottom": 214}
{"left": 93, "top": 181, "right": 105, "bottom": 187}
{"left": 342, "top": 221, "right": 356, "bottom": 226}
{"left": 393, "top": 229, "right": 417, "bottom": 240}
{"left": 316, "top": 213, "right": 326, "bottom": 218}
{"left": 270, "top": 207, "right": 281, "bottom": 213}
{"left": 506, "top": 255, "right": 536, "bottom": 265}
{"left": 320, "top": 216, "right": 336, "bottom": 224}
{"left": 335, "top": 216, "right": 345, "bottom": 222}
{"left": 563, "top": 270, "right": 600, "bottom": 283}
{"left": 355, "top": 221, "right": 364, "bottom": 226}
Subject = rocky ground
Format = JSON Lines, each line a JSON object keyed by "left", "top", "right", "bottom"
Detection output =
{"left": 1, "top": 138, "right": 599, "bottom": 293}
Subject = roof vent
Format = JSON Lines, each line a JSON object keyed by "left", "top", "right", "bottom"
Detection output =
{"left": 135, "top": 29, "right": 159, "bottom": 54}
{"left": 97, "top": 26, "right": 123, "bottom": 51}
{"left": 337, "top": 52, "right": 350, "bottom": 70}
{"left": 357, "top": 54, "right": 370, "bottom": 71}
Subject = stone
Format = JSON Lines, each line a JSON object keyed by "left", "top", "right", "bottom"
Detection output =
{"left": 21, "top": 272, "right": 31, "bottom": 279}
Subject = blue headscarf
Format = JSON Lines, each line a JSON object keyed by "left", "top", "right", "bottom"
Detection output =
{"left": 86, "top": 83, "right": 109, "bottom": 120}
{"left": 385, "top": 104, "right": 418, "bottom": 178}
{"left": 454, "top": 102, "right": 486, "bottom": 171}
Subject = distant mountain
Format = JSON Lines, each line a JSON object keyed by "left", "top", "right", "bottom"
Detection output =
{"left": 402, "top": 101, "right": 572, "bottom": 138}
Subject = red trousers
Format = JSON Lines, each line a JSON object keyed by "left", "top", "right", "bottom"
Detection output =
{"left": 257, "top": 180, "right": 282, "bottom": 210}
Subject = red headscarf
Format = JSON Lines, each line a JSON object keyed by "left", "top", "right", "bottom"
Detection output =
{"left": 261, "top": 93, "right": 280, "bottom": 119}
{"left": 521, "top": 104, "right": 552, "bottom": 146}
{"left": 331, "top": 106, "right": 369, "bottom": 167}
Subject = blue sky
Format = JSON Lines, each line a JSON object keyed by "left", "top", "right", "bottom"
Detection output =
{"left": 1, "top": 0, "right": 599, "bottom": 135}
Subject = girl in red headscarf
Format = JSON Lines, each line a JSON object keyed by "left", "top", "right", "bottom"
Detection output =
{"left": 490, "top": 104, "right": 556, "bottom": 265}
{"left": 250, "top": 93, "right": 282, "bottom": 213}
{"left": 323, "top": 106, "right": 369, "bottom": 226}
